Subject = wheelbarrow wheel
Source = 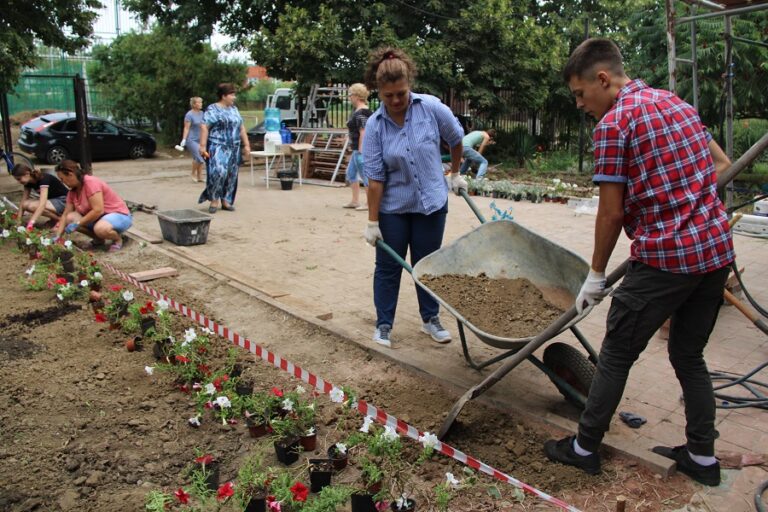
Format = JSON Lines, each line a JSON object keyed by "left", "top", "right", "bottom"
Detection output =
{"left": 543, "top": 342, "right": 595, "bottom": 409}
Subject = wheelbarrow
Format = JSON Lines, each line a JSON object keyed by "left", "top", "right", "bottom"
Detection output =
{"left": 377, "top": 190, "right": 601, "bottom": 430}
{"left": 382, "top": 131, "right": 768, "bottom": 440}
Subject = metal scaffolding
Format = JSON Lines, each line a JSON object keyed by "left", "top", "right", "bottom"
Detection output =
{"left": 665, "top": 0, "right": 768, "bottom": 206}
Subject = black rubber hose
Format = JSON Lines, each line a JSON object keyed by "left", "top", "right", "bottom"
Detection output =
{"left": 756, "top": 479, "right": 768, "bottom": 512}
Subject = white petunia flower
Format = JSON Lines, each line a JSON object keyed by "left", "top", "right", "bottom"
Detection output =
{"left": 80, "top": 280, "right": 88, "bottom": 288}
{"left": 26, "top": 238, "right": 32, "bottom": 245}
{"left": 281, "top": 398, "right": 294, "bottom": 412}
{"left": 382, "top": 425, "right": 399, "bottom": 442}
{"left": 155, "top": 299, "right": 169, "bottom": 311}
{"left": 184, "top": 328, "right": 197, "bottom": 343}
{"left": 201, "top": 326, "right": 213, "bottom": 335}
{"left": 188, "top": 416, "right": 201, "bottom": 427}
{"left": 122, "top": 290, "right": 134, "bottom": 301}
{"left": 418, "top": 432, "right": 439, "bottom": 449}
{"left": 17, "top": 226, "right": 25, "bottom": 233}
{"left": 64, "top": 240, "right": 72, "bottom": 249}
{"left": 93, "top": 271, "right": 103, "bottom": 280}
{"left": 215, "top": 396, "right": 232, "bottom": 409}
{"left": 445, "top": 473, "right": 460, "bottom": 487}
{"left": 56, "top": 293, "right": 64, "bottom": 301}
{"left": 144, "top": 366, "right": 154, "bottom": 376}
{"left": 329, "top": 387, "right": 344, "bottom": 403}
{"left": 360, "top": 416, "right": 374, "bottom": 433}
{"left": 205, "top": 383, "right": 216, "bottom": 395}
{"left": 335, "top": 443, "right": 347, "bottom": 455}
{"left": 40, "top": 237, "right": 51, "bottom": 247}
{"left": 295, "top": 385, "right": 306, "bottom": 394}
{"left": 25, "top": 265, "right": 35, "bottom": 276}
{"left": 1, "top": 229, "right": 9, "bottom": 238}
{"left": 306, "top": 427, "right": 315, "bottom": 435}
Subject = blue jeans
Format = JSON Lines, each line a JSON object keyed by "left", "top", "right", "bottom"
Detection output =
{"left": 459, "top": 147, "right": 488, "bottom": 179}
{"left": 576, "top": 261, "right": 729, "bottom": 456}
{"left": 374, "top": 202, "right": 448, "bottom": 328}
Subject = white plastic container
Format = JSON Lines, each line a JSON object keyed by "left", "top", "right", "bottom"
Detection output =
{"left": 753, "top": 197, "right": 768, "bottom": 217}
{"left": 264, "top": 131, "right": 282, "bottom": 153}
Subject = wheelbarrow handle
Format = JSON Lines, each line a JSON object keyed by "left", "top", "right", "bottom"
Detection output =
{"left": 459, "top": 189, "right": 487, "bottom": 224}
{"left": 376, "top": 239, "right": 413, "bottom": 274}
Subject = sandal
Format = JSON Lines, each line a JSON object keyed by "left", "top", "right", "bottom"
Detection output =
{"left": 355, "top": 205, "right": 368, "bottom": 211}
{"left": 108, "top": 243, "right": 123, "bottom": 253}
{"left": 342, "top": 202, "right": 360, "bottom": 209}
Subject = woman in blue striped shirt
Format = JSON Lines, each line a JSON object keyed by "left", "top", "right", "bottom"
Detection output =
{"left": 361, "top": 46, "right": 467, "bottom": 348}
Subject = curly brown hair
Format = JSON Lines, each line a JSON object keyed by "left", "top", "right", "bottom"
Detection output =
{"left": 363, "top": 46, "right": 417, "bottom": 90}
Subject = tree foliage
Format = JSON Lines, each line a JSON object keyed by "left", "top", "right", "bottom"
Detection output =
{"left": 89, "top": 28, "right": 246, "bottom": 142}
{"left": 0, "top": 0, "right": 101, "bottom": 92}
{"left": 124, "top": 0, "right": 565, "bottom": 114}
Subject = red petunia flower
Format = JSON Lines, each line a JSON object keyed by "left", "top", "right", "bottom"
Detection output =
{"left": 139, "top": 306, "right": 148, "bottom": 315}
{"left": 204, "top": 401, "right": 213, "bottom": 409}
{"left": 271, "top": 387, "right": 283, "bottom": 397}
{"left": 197, "top": 346, "right": 207, "bottom": 355}
{"left": 213, "top": 377, "right": 223, "bottom": 391}
{"left": 175, "top": 355, "right": 190, "bottom": 364}
{"left": 94, "top": 313, "right": 107, "bottom": 323}
{"left": 174, "top": 488, "right": 190, "bottom": 504}
{"left": 222, "top": 374, "right": 229, "bottom": 382}
{"left": 195, "top": 454, "right": 214, "bottom": 465}
{"left": 197, "top": 364, "right": 211, "bottom": 376}
{"left": 179, "top": 384, "right": 190, "bottom": 393}
{"left": 109, "top": 285, "right": 122, "bottom": 292}
{"left": 290, "top": 482, "right": 309, "bottom": 502}
{"left": 144, "top": 301, "right": 154, "bottom": 312}
{"left": 56, "top": 277, "right": 68, "bottom": 285}
{"left": 216, "top": 482, "right": 234, "bottom": 501}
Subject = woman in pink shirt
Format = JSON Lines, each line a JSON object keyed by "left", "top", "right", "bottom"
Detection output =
{"left": 53, "top": 160, "right": 133, "bottom": 252}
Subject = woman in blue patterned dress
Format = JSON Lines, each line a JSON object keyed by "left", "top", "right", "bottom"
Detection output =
{"left": 198, "top": 83, "right": 251, "bottom": 213}
{"left": 180, "top": 96, "right": 205, "bottom": 182}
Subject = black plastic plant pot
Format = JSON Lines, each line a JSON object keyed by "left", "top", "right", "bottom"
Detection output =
{"left": 141, "top": 317, "right": 156, "bottom": 336}
{"left": 245, "top": 497, "right": 266, "bottom": 512}
{"left": 247, "top": 422, "right": 270, "bottom": 438}
{"left": 274, "top": 438, "right": 301, "bottom": 465}
{"left": 235, "top": 381, "right": 253, "bottom": 396}
{"left": 327, "top": 446, "right": 348, "bottom": 471}
{"left": 279, "top": 180, "right": 294, "bottom": 191}
{"left": 350, "top": 493, "right": 377, "bottom": 512}
{"left": 197, "top": 461, "right": 220, "bottom": 491}
{"left": 308, "top": 458, "right": 333, "bottom": 493}
{"left": 391, "top": 498, "right": 416, "bottom": 511}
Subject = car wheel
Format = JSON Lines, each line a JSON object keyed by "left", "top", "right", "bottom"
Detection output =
{"left": 46, "top": 146, "right": 69, "bottom": 165}
{"left": 129, "top": 144, "right": 147, "bottom": 159}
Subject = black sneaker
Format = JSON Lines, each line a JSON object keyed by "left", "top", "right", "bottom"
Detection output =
{"left": 652, "top": 445, "right": 721, "bottom": 486}
{"left": 543, "top": 436, "right": 601, "bottom": 475}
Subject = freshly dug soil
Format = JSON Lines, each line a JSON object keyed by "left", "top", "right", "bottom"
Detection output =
{"left": 419, "top": 273, "right": 563, "bottom": 338}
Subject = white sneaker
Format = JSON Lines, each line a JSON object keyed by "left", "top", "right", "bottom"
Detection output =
{"left": 422, "top": 316, "right": 451, "bottom": 343}
{"left": 373, "top": 325, "right": 392, "bottom": 348}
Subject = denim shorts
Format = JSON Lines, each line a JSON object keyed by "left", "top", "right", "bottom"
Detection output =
{"left": 86, "top": 212, "right": 133, "bottom": 233}
{"left": 49, "top": 196, "right": 66, "bottom": 215}
{"left": 345, "top": 150, "right": 368, "bottom": 185}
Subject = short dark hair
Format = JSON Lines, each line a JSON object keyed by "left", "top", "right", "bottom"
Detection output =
{"left": 55, "top": 159, "right": 85, "bottom": 183}
{"left": 216, "top": 82, "right": 237, "bottom": 99}
{"left": 563, "top": 38, "right": 625, "bottom": 82}
{"left": 11, "top": 162, "right": 39, "bottom": 180}
{"left": 486, "top": 128, "right": 496, "bottom": 139}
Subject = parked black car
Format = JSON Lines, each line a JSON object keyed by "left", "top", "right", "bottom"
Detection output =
{"left": 18, "top": 112, "right": 157, "bottom": 164}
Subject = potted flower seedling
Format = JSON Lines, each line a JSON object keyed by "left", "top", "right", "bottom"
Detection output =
{"left": 270, "top": 414, "right": 304, "bottom": 465}
{"left": 307, "top": 457, "right": 333, "bottom": 493}
{"left": 235, "top": 454, "right": 274, "bottom": 512}
{"left": 266, "top": 472, "right": 310, "bottom": 510}
{"left": 242, "top": 391, "right": 280, "bottom": 438}
{"left": 103, "top": 285, "right": 134, "bottom": 328}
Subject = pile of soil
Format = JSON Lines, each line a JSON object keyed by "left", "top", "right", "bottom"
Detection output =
{"left": 419, "top": 274, "right": 563, "bottom": 338}
{"left": 0, "top": 244, "right": 693, "bottom": 511}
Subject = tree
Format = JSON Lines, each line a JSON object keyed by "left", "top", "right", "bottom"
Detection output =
{"left": 0, "top": 0, "right": 101, "bottom": 92}
{"left": 124, "top": 0, "right": 564, "bottom": 114}
{"left": 89, "top": 28, "right": 246, "bottom": 142}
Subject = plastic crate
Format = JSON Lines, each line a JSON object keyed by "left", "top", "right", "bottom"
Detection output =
{"left": 156, "top": 209, "right": 212, "bottom": 246}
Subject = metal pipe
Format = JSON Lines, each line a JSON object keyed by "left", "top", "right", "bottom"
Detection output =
{"left": 683, "top": 0, "right": 726, "bottom": 10}
{"left": 725, "top": 16, "right": 734, "bottom": 209}
{"left": 666, "top": 0, "right": 678, "bottom": 92}
{"left": 717, "top": 131, "right": 768, "bottom": 188}
{"left": 678, "top": 2, "right": 768, "bottom": 23}
{"left": 731, "top": 35, "right": 768, "bottom": 49}
{"left": 691, "top": 12, "right": 699, "bottom": 110}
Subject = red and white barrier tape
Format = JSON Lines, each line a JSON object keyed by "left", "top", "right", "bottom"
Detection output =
{"left": 103, "top": 262, "right": 580, "bottom": 512}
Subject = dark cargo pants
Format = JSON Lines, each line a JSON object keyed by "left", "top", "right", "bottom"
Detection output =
{"left": 577, "top": 261, "right": 729, "bottom": 456}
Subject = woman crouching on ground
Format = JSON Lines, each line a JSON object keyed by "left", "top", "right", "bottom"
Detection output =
{"left": 53, "top": 160, "right": 133, "bottom": 252}
{"left": 12, "top": 162, "right": 69, "bottom": 228}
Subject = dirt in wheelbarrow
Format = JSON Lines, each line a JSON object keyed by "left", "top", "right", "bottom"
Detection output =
{"left": 0, "top": 242, "right": 694, "bottom": 512}
{"left": 420, "top": 273, "right": 564, "bottom": 338}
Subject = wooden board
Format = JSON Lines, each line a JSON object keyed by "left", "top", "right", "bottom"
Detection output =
{"left": 128, "top": 267, "right": 179, "bottom": 282}
{"left": 127, "top": 227, "right": 163, "bottom": 244}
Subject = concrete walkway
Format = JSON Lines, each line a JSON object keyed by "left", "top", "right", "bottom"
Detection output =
{"left": 3, "top": 158, "right": 766, "bottom": 481}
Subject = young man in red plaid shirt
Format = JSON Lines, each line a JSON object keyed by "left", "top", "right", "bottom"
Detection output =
{"left": 544, "top": 38, "right": 734, "bottom": 486}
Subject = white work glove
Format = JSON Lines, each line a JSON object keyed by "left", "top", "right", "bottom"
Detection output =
{"left": 180, "top": 139, "right": 187, "bottom": 147}
{"left": 363, "top": 221, "right": 383, "bottom": 247}
{"left": 575, "top": 270, "right": 612, "bottom": 314}
{"left": 451, "top": 173, "right": 468, "bottom": 195}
